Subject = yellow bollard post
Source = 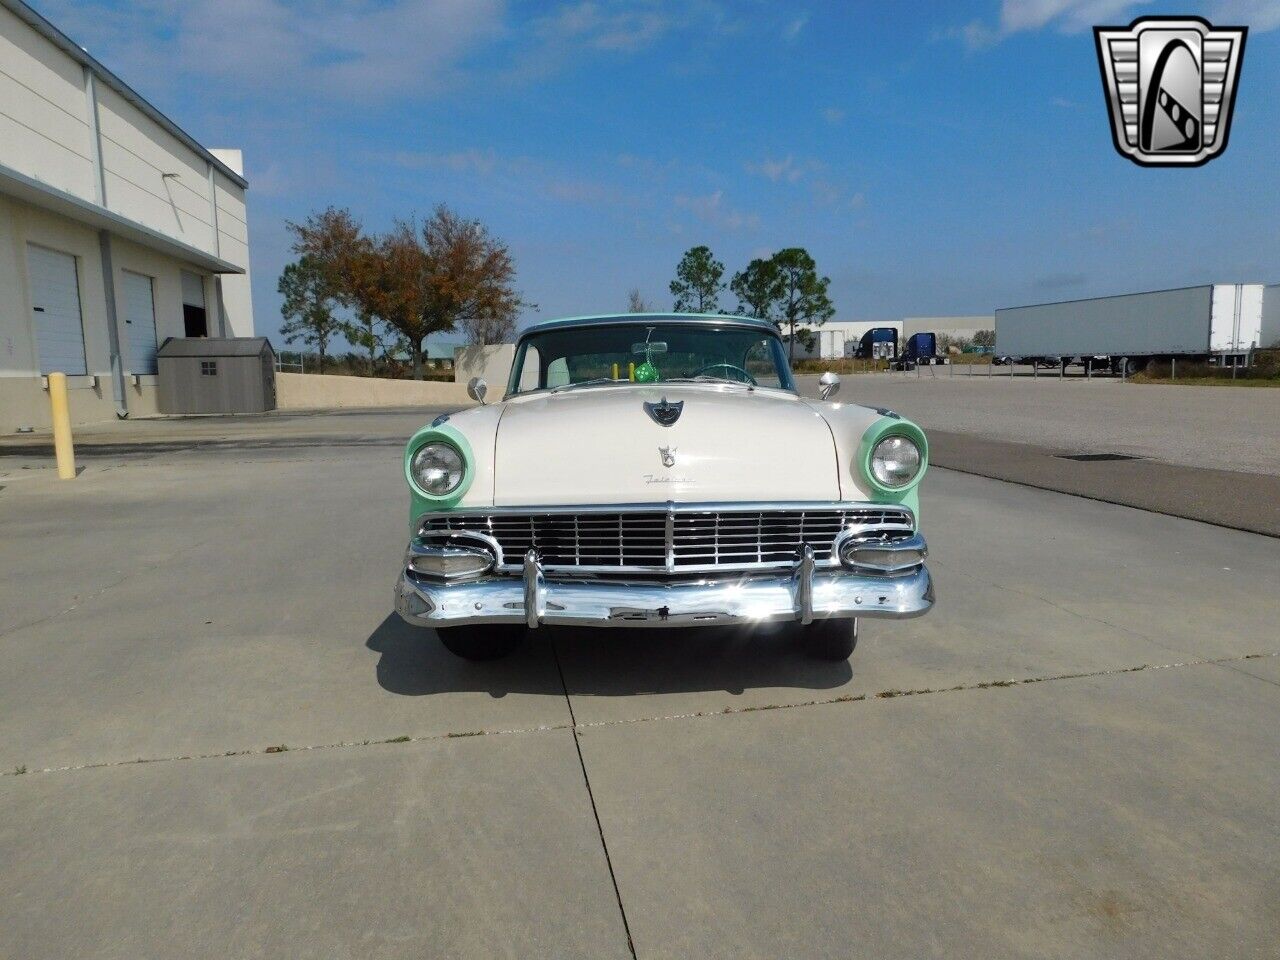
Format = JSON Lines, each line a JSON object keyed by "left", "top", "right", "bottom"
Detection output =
{"left": 612, "top": 362, "right": 619, "bottom": 380}
{"left": 47, "top": 372, "right": 76, "bottom": 480}
{"left": 628, "top": 361, "right": 635, "bottom": 382}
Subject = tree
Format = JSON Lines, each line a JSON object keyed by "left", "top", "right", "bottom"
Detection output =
{"left": 771, "top": 247, "right": 834, "bottom": 361}
{"left": 973, "top": 329, "right": 996, "bottom": 348}
{"left": 342, "top": 308, "right": 389, "bottom": 375}
{"left": 669, "top": 245, "right": 726, "bottom": 313}
{"left": 423, "top": 206, "right": 524, "bottom": 348}
{"left": 278, "top": 255, "right": 341, "bottom": 371}
{"left": 730, "top": 257, "right": 783, "bottom": 323}
{"left": 289, "top": 204, "right": 525, "bottom": 377}
{"left": 287, "top": 206, "right": 386, "bottom": 372}
{"left": 627, "top": 288, "right": 655, "bottom": 313}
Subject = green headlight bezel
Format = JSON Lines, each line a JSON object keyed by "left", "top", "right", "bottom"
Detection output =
{"left": 404, "top": 424, "right": 474, "bottom": 507}
{"left": 858, "top": 417, "right": 929, "bottom": 500}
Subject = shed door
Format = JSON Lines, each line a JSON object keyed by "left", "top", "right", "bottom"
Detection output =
{"left": 27, "top": 244, "right": 87, "bottom": 375}
{"left": 120, "top": 270, "right": 158, "bottom": 374}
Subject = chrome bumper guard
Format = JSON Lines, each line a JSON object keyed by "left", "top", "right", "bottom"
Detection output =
{"left": 395, "top": 537, "right": 934, "bottom": 629}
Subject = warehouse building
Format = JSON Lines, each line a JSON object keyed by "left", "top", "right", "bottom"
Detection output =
{"left": 0, "top": 0, "right": 253, "bottom": 432}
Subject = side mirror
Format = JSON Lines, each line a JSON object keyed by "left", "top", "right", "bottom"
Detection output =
{"left": 818, "top": 371, "right": 841, "bottom": 400}
{"left": 467, "top": 376, "right": 488, "bottom": 404}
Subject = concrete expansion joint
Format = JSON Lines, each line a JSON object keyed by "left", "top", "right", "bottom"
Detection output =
{"left": 5, "top": 652, "right": 1276, "bottom": 782}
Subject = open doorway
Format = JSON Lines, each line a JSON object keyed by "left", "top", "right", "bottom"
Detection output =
{"left": 181, "top": 269, "right": 207, "bottom": 337}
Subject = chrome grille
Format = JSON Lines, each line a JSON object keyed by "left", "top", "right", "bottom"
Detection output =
{"left": 419, "top": 504, "right": 914, "bottom": 574}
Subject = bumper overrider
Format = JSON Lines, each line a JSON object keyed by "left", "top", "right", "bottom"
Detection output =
{"left": 394, "top": 531, "right": 934, "bottom": 630}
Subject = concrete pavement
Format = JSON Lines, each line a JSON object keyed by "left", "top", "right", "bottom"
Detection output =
{"left": 794, "top": 371, "right": 1280, "bottom": 475}
{"left": 1, "top": 410, "right": 1278, "bottom": 958}
{"left": 793, "top": 373, "right": 1280, "bottom": 535}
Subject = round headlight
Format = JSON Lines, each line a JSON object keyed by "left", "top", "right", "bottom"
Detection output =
{"left": 870, "top": 435, "right": 921, "bottom": 488}
{"left": 411, "top": 442, "right": 465, "bottom": 496}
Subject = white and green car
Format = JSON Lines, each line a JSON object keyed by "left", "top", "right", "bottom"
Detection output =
{"left": 394, "top": 314, "right": 932, "bottom": 661}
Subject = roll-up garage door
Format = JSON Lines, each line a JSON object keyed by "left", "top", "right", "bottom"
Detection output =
{"left": 27, "top": 244, "right": 87, "bottom": 375}
{"left": 120, "top": 270, "right": 158, "bottom": 374}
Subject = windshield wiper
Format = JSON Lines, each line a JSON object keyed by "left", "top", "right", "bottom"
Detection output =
{"left": 550, "top": 377, "right": 624, "bottom": 393}
{"left": 664, "top": 375, "right": 753, "bottom": 387}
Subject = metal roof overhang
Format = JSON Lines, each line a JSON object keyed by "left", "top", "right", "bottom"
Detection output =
{"left": 0, "top": 163, "right": 244, "bottom": 275}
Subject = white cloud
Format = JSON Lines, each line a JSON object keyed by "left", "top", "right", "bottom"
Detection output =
{"left": 998, "top": 0, "right": 1142, "bottom": 34}
{"left": 783, "top": 13, "right": 809, "bottom": 41}
{"left": 390, "top": 150, "right": 503, "bottom": 175}
{"left": 937, "top": 0, "right": 1150, "bottom": 50}
{"left": 37, "top": 0, "right": 506, "bottom": 100}
{"left": 746, "top": 155, "right": 807, "bottom": 183}
{"left": 674, "top": 190, "right": 759, "bottom": 230}
{"left": 1208, "top": 0, "right": 1280, "bottom": 31}
{"left": 535, "top": 1, "right": 672, "bottom": 52}
{"left": 822, "top": 107, "right": 846, "bottom": 125}
{"left": 809, "top": 180, "right": 867, "bottom": 212}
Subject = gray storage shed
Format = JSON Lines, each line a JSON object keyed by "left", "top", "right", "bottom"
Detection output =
{"left": 156, "top": 338, "right": 277, "bottom": 414}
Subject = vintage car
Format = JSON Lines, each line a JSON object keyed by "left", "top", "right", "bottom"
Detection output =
{"left": 393, "top": 313, "right": 933, "bottom": 661}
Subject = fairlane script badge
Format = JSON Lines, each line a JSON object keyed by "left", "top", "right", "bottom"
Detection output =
{"left": 644, "top": 397, "right": 684, "bottom": 426}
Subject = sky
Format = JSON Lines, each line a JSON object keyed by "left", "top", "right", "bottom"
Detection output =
{"left": 28, "top": 0, "right": 1280, "bottom": 351}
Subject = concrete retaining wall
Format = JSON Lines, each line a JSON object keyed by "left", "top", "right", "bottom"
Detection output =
{"left": 275, "top": 372, "right": 471, "bottom": 410}
{"left": 454, "top": 344, "right": 514, "bottom": 392}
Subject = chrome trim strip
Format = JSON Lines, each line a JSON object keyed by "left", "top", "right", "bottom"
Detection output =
{"left": 523, "top": 550, "right": 543, "bottom": 628}
{"left": 419, "top": 500, "right": 914, "bottom": 523}
{"left": 394, "top": 562, "right": 934, "bottom": 629}
{"left": 796, "top": 545, "right": 815, "bottom": 625}
{"left": 664, "top": 500, "right": 675, "bottom": 573}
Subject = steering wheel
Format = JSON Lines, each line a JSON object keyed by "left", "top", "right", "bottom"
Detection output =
{"left": 693, "top": 362, "right": 757, "bottom": 385}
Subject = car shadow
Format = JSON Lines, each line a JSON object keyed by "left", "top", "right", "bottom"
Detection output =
{"left": 366, "top": 613, "right": 853, "bottom": 699}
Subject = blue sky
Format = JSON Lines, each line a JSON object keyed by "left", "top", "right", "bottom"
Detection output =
{"left": 30, "top": 0, "right": 1280, "bottom": 350}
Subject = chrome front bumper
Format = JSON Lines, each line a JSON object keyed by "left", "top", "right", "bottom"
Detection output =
{"left": 394, "top": 544, "right": 934, "bottom": 629}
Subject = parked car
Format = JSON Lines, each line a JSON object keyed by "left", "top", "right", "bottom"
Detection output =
{"left": 393, "top": 314, "right": 934, "bottom": 661}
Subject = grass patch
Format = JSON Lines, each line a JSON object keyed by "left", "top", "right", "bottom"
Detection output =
{"left": 1129, "top": 351, "right": 1280, "bottom": 387}
{"left": 14, "top": 764, "right": 26, "bottom": 775}
{"left": 1129, "top": 374, "right": 1280, "bottom": 387}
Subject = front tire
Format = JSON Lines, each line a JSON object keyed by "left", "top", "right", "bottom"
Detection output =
{"left": 797, "top": 618, "right": 859, "bottom": 661}
{"left": 437, "top": 624, "right": 526, "bottom": 661}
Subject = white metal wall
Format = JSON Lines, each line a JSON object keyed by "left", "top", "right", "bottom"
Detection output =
{"left": 26, "top": 243, "right": 86, "bottom": 374}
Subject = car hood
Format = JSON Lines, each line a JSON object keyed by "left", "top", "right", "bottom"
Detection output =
{"left": 491, "top": 384, "right": 842, "bottom": 506}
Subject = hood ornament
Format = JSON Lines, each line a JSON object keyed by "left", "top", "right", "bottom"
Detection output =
{"left": 659, "top": 445, "right": 677, "bottom": 468}
{"left": 644, "top": 396, "right": 683, "bottom": 427}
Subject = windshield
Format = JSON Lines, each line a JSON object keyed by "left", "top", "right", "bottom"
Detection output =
{"left": 507, "top": 322, "right": 796, "bottom": 395}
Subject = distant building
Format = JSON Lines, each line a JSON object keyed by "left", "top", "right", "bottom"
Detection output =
{"left": 790, "top": 316, "right": 995, "bottom": 359}
{"left": 1, "top": 0, "right": 254, "bottom": 431}
{"left": 901, "top": 316, "right": 993, "bottom": 344}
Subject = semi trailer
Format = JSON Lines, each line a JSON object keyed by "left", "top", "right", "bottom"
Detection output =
{"left": 995, "top": 284, "right": 1272, "bottom": 375}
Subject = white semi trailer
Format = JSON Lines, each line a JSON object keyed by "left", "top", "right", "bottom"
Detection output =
{"left": 996, "top": 284, "right": 1274, "bottom": 375}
